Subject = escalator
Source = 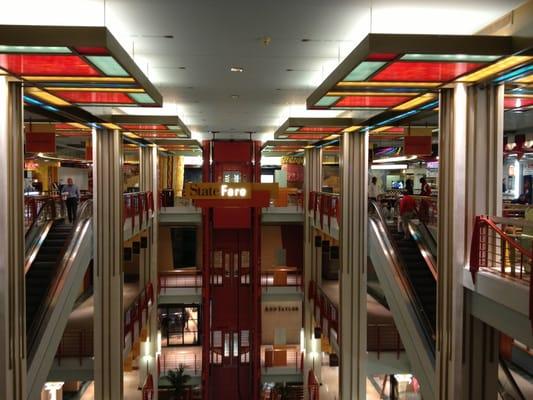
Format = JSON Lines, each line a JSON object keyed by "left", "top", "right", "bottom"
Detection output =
{"left": 368, "top": 201, "right": 436, "bottom": 400}
{"left": 24, "top": 199, "right": 93, "bottom": 400}
{"left": 498, "top": 358, "right": 527, "bottom": 400}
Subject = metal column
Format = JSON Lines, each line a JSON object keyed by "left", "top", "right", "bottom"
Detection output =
{"left": 303, "top": 147, "right": 322, "bottom": 395}
{"left": 0, "top": 76, "right": 26, "bottom": 400}
{"left": 339, "top": 131, "right": 368, "bottom": 400}
{"left": 93, "top": 128, "right": 124, "bottom": 400}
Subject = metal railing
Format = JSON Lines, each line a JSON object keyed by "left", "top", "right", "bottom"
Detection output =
{"left": 261, "top": 345, "right": 302, "bottom": 372}
{"left": 411, "top": 195, "right": 438, "bottom": 228}
{"left": 159, "top": 349, "right": 201, "bottom": 376}
{"left": 159, "top": 269, "right": 203, "bottom": 291}
{"left": 308, "top": 191, "right": 340, "bottom": 233}
{"left": 124, "top": 281, "right": 154, "bottom": 349}
{"left": 470, "top": 215, "right": 532, "bottom": 326}
{"left": 260, "top": 268, "right": 302, "bottom": 290}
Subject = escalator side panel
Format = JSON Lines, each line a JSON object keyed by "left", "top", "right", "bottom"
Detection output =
{"left": 369, "top": 218, "right": 436, "bottom": 400}
{"left": 26, "top": 221, "right": 92, "bottom": 400}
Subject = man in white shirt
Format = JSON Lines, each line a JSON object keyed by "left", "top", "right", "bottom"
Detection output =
{"left": 369, "top": 176, "right": 381, "bottom": 200}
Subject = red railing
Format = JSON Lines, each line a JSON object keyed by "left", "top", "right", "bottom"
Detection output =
{"left": 142, "top": 374, "right": 154, "bottom": 400}
{"left": 124, "top": 281, "right": 154, "bottom": 348}
{"left": 367, "top": 323, "right": 403, "bottom": 358}
{"left": 159, "top": 349, "right": 201, "bottom": 376}
{"left": 124, "top": 191, "right": 154, "bottom": 232}
{"left": 309, "top": 191, "right": 340, "bottom": 232}
{"left": 309, "top": 280, "right": 339, "bottom": 335}
{"left": 56, "top": 330, "right": 93, "bottom": 365}
{"left": 260, "top": 268, "right": 302, "bottom": 290}
{"left": 308, "top": 370, "right": 320, "bottom": 400}
{"left": 261, "top": 346, "right": 302, "bottom": 372}
{"left": 309, "top": 280, "right": 403, "bottom": 356}
{"left": 470, "top": 215, "right": 533, "bottom": 328}
{"left": 159, "top": 270, "right": 203, "bottom": 291}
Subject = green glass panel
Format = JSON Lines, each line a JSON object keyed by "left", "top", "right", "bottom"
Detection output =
{"left": 87, "top": 56, "right": 129, "bottom": 76}
{"left": 343, "top": 61, "right": 385, "bottom": 81}
{"left": 401, "top": 54, "right": 500, "bottom": 62}
{"left": 129, "top": 93, "right": 156, "bottom": 104}
{"left": 286, "top": 127, "right": 300, "bottom": 132}
{"left": 315, "top": 96, "right": 340, "bottom": 106}
{"left": 0, "top": 45, "right": 71, "bottom": 53}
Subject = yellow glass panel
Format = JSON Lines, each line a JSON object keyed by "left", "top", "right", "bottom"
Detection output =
{"left": 25, "top": 87, "right": 70, "bottom": 106}
{"left": 458, "top": 56, "right": 533, "bottom": 83}
{"left": 67, "top": 122, "right": 90, "bottom": 130}
{"left": 44, "top": 87, "right": 144, "bottom": 92}
{"left": 337, "top": 82, "right": 441, "bottom": 88}
{"left": 393, "top": 93, "right": 437, "bottom": 111}
{"left": 343, "top": 125, "right": 362, "bottom": 133}
{"left": 123, "top": 131, "right": 141, "bottom": 139}
{"left": 23, "top": 76, "right": 136, "bottom": 83}
{"left": 328, "top": 91, "right": 418, "bottom": 97}
{"left": 514, "top": 74, "right": 533, "bottom": 84}
{"left": 101, "top": 123, "right": 122, "bottom": 130}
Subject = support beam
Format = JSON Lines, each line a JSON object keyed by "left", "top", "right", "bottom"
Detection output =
{"left": 93, "top": 128, "right": 124, "bottom": 400}
{"left": 462, "top": 84, "right": 504, "bottom": 400}
{"left": 0, "top": 77, "right": 26, "bottom": 400}
{"left": 303, "top": 148, "right": 322, "bottom": 396}
{"left": 438, "top": 83, "right": 504, "bottom": 399}
{"left": 339, "top": 131, "right": 368, "bottom": 400}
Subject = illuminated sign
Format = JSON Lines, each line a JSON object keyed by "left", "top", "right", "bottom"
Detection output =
{"left": 184, "top": 183, "right": 251, "bottom": 199}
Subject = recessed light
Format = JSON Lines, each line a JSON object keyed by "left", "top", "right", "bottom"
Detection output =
{"left": 230, "top": 67, "right": 244, "bottom": 72}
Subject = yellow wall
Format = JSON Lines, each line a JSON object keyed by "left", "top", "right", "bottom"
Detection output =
{"left": 262, "top": 300, "right": 302, "bottom": 344}
{"left": 261, "top": 226, "right": 283, "bottom": 270}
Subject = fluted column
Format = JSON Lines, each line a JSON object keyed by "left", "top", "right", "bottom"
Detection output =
{"left": 93, "top": 128, "right": 124, "bottom": 400}
{"left": 0, "top": 77, "right": 26, "bottom": 400}
{"left": 340, "top": 131, "right": 368, "bottom": 400}
{"left": 303, "top": 148, "right": 322, "bottom": 397}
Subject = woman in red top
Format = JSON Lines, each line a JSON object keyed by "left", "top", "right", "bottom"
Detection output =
{"left": 399, "top": 191, "right": 417, "bottom": 239}
{"left": 419, "top": 177, "right": 431, "bottom": 223}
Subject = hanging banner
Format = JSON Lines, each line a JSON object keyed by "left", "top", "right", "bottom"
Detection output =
{"left": 25, "top": 123, "right": 56, "bottom": 153}
{"left": 404, "top": 127, "right": 432, "bottom": 156}
{"left": 85, "top": 140, "right": 92, "bottom": 161}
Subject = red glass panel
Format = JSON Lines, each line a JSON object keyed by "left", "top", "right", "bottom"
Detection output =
{"left": 0, "top": 55, "right": 100, "bottom": 76}
{"left": 137, "top": 132, "right": 177, "bottom": 138}
{"left": 371, "top": 61, "right": 485, "bottom": 82}
{"left": 74, "top": 47, "right": 109, "bottom": 55}
{"left": 287, "top": 133, "right": 327, "bottom": 140}
{"left": 367, "top": 53, "right": 397, "bottom": 61}
{"left": 335, "top": 95, "right": 410, "bottom": 108}
{"left": 121, "top": 124, "right": 167, "bottom": 130}
{"left": 385, "top": 127, "right": 404, "bottom": 133}
{"left": 52, "top": 91, "right": 134, "bottom": 104}
{"left": 298, "top": 126, "right": 344, "bottom": 133}
{"left": 504, "top": 98, "right": 533, "bottom": 108}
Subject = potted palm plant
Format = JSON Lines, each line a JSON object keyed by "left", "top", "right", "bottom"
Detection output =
{"left": 166, "top": 364, "right": 190, "bottom": 400}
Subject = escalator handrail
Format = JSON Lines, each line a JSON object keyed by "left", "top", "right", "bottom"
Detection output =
{"left": 499, "top": 357, "right": 526, "bottom": 400}
{"left": 27, "top": 200, "right": 93, "bottom": 361}
{"left": 368, "top": 200, "right": 436, "bottom": 347}
{"left": 407, "top": 221, "right": 438, "bottom": 280}
{"left": 24, "top": 198, "right": 67, "bottom": 271}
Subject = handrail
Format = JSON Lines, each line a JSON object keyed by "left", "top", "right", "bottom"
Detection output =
{"left": 27, "top": 199, "right": 93, "bottom": 361}
{"left": 369, "top": 200, "right": 436, "bottom": 347}
{"left": 470, "top": 215, "right": 533, "bottom": 330}
{"left": 407, "top": 221, "right": 438, "bottom": 280}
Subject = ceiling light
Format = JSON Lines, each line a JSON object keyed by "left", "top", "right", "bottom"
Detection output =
{"left": 230, "top": 67, "right": 244, "bottom": 72}
{"left": 231, "top": 94, "right": 239, "bottom": 100}
{"left": 373, "top": 155, "right": 417, "bottom": 163}
{"left": 371, "top": 164, "right": 408, "bottom": 170}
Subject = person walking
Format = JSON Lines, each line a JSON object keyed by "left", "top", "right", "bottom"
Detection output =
{"left": 399, "top": 190, "right": 417, "bottom": 239}
{"left": 63, "top": 178, "right": 80, "bottom": 223}
{"left": 368, "top": 176, "right": 381, "bottom": 201}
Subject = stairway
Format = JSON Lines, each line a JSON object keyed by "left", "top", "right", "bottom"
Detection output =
{"left": 25, "top": 220, "right": 73, "bottom": 333}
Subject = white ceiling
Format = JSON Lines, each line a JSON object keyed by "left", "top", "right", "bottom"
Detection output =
{"left": 2, "top": 0, "right": 526, "bottom": 139}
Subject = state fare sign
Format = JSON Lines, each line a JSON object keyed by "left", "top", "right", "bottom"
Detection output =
{"left": 184, "top": 183, "right": 252, "bottom": 199}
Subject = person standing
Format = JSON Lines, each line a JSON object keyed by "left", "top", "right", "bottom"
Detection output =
{"left": 419, "top": 177, "right": 431, "bottom": 196}
{"left": 419, "top": 177, "right": 432, "bottom": 223}
{"left": 399, "top": 190, "right": 417, "bottom": 239}
{"left": 63, "top": 178, "right": 80, "bottom": 223}
{"left": 368, "top": 176, "right": 381, "bottom": 201}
